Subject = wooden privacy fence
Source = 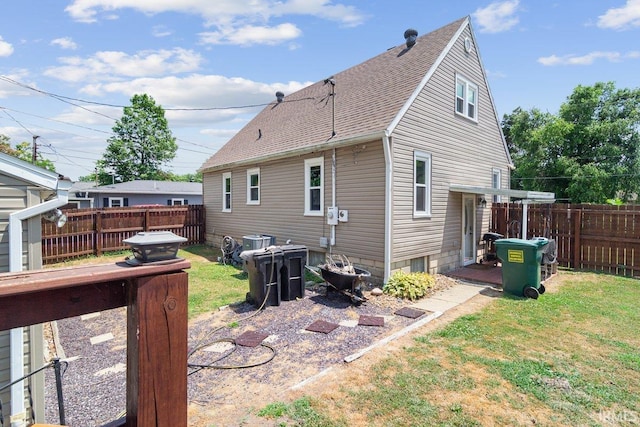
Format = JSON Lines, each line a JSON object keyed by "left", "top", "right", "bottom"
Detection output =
{"left": 42, "top": 205, "right": 205, "bottom": 264}
{"left": 491, "top": 203, "right": 640, "bottom": 277}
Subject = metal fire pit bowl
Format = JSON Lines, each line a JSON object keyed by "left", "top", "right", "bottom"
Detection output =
{"left": 122, "top": 231, "right": 187, "bottom": 265}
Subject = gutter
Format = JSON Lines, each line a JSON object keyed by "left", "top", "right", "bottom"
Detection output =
{"left": 8, "top": 178, "right": 71, "bottom": 427}
{"left": 200, "top": 131, "right": 386, "bottom": 174}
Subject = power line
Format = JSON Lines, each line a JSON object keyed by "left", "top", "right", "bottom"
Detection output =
{"left": 1, "top": 106, "right": 217, "bottom": 154}
{"left": 515, "top": 173, "right": 640, "bottom": 180}
{"left": 0, "top": 75, "right": 314, "bottom": 111}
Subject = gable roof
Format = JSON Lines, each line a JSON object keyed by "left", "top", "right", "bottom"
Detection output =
{"left": 201, "top": 17, "right": 469, "bottom": 172}
{"left": 88, "top": 180, "right": 202, "bottom": 195}
{"left": 0, "top": 151, "right": 66, "bottom": 190}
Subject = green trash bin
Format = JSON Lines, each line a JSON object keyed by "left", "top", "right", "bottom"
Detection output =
{"left": 494, "top": 238, "right": 549, "bottom": 299}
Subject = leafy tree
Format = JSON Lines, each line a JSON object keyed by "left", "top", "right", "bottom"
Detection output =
{"left": 0, "top": 134, "right": 56, "bottom": 171}
{"left": 98, "top": 94, "right": 177, "bottom": 184}
{"left": 502, "top": 82, "right": 640, "bottom": 203}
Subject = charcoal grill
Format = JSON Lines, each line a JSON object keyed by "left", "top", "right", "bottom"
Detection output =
{"left": 479, "top": 232, "right": 503, "bottom": 265}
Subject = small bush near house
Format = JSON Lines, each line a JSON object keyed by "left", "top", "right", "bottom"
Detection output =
{"left": 383, "top": 271, "right": 435, "bottom": 300}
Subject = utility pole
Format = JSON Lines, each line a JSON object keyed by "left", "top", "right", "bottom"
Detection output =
{"left": 32, "top": 135, "right": 40, "bottom": 164}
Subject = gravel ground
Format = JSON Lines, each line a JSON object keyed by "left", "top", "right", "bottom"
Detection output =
{"left": 43, "top": 276, "right": 456, "bottom": 426}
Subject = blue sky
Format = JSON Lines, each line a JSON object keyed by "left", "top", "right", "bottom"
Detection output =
{"left": 1, "top": 0, "right": 638, "bottom": 181}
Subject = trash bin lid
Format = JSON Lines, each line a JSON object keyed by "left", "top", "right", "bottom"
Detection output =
{"left": 494, "top": 238, "right": 540, "bottom": 248}
{"left": 529, "top": 237, "right": 549, "bottom": 247}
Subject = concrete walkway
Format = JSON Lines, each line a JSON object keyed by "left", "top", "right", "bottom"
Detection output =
{"left": 411, "top": 281, "right": 495, "bottom": 313}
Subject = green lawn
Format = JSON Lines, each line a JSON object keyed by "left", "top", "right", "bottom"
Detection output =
{"left": 259, "top": 271, "right": 640, "bottom": 426}
{"left": 47, "top": 244, "right": 250, "bottom": 320}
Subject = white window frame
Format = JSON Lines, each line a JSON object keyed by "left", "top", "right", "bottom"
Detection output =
{"left": 414, "top": 151, "right": 432, "bottom": 217}
{"left": 108, "top": 197, "right": 124, "bottom": 208}
{"left": 304, "top": 157, "right": 324, "bottom": 216}
{"left": 246, "top": 167, "right": 260, "bottom": 205}
{"left": 492, "top": 168, "right": 502, "bottom": 203}
{"left": 170, "top": 198, "right": 185, "bottom": 206}
{"left": 455, "top": 74, "right": 478, "bottom": 122}
{"left": 222, "top": 172, "right": 232, "bottom": 212}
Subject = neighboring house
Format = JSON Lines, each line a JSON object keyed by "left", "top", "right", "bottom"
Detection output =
{"left": 0, "top": 152, "right": 71, "bottom": 426}
{"left": 79, "top": 180, "right": 203, "bottom": 208}
{"left": 67, "top": 180, "right": 96, "bottom": 209}
{"left": 199, "top": 17, "right": 517, "bottom": 283}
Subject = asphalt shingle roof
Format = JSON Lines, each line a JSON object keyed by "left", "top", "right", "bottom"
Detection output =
{"left": 200, "top": 17, "right": 467, "bottom": 171}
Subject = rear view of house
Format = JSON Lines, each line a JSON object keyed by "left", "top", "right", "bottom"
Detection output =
{"left": 200, "top": 17, "right": 513, "bottom": 283}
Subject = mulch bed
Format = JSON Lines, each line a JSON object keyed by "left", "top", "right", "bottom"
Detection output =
{"left": 43, "top": 277, "right": 457, "bottom": 426}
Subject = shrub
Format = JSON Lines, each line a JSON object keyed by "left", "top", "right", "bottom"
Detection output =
{"left": 383, "top": 271, "right": 436, "bottom": 300}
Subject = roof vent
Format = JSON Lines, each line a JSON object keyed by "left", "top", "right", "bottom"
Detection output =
{"left": 275, "top": 91, "right": 285, "bottom": 103}
{"left": 404, "top": 28, "right": 418, "bottom": 48}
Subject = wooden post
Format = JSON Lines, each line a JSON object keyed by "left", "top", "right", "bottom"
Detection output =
{"left": 0, "top": 260, "right": 190, "bottom": 426}
{"left": 573, "top": 209, "right": 581, "bottom": 269}
{"left": 96, "top": 211, "right": 103, "bottom": 256}
{"left": 144, "top": 209, "right": 150, "bottom": 232}
{"left": 126, "top": 271, "right": 188, "bottom": 427}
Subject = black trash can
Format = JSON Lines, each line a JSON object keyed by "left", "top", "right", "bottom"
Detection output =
{"left": 280, "top": 245, "right": 308, "bottom": 301}
{"left": 245, "top": 248, "right": 284, "bottom": 308}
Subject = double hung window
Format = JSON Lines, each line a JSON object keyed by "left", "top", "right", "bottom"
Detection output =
{"left": 247, "top": 168, "right": 260, "bottom": 205}
{"left": 222, "top": 172, "right": 232, "bottom": 212}
{"left": 304, "top": 157, "right": 324, "bottom": 216}
{"left": 455, "top": 74, "right": 478, "bottom": 121}
{"left": 414, "top": 151, "right": 431, "bottom": 217}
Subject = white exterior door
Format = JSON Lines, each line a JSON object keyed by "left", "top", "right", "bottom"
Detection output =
{"left": 462, "top": 195, "right": 476, "bottom": 265}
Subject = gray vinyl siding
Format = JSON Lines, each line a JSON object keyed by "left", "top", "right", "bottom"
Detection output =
{"left": 390, "top": 26, "right": 510, "bottom": 266}
{"left": 0, "top": 173, "right": 45, "bottom": 425}
{"left": 203, "top": 141, "right": 386, "bottom": 270}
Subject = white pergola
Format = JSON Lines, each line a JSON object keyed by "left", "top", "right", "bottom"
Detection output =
{"left": 449, "top": 184, "right": 555, "bottom": 239}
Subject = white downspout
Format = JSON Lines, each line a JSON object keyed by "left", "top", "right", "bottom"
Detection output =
{"left": 330, "top": 148, "right": 337, "bottom": 246}
{"left": 8, "top": 182, "right": 70, "bottom": 427}
{"left": 382, "top": 133, "right": 392, "bottom": 282}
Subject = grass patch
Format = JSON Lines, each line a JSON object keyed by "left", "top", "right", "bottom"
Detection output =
{"left": 273, "top": 272, "right": 640, "bottom": 426}
{"left": 47, "top": 244, "right": 250, "bottom": 319}
{"left": 257, "top": 397, "right": 345, "bottom": 427}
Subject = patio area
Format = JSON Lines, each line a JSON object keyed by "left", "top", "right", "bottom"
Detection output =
{"left": 447, "top": 261, "right": 557, "bottom": 288}
{"left": 447, "top": 263, "right": 503, "bottom": 286}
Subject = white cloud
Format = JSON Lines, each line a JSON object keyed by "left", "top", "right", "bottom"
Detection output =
{"left": 0, "top": 71, "right": 36, "bottom": 98}
{"left": 51, "top": 37, "right": 78, "bottom": 50}
{"left": 598, "top": 0, "right": 640, "bottom": 30}
{"left": 43, "top": 48, "right": 203, "bottom": 82}
{"left": 64, "top": 0, "right": 365, "bottom": 45}
{"left": 0, "top": 36, "right": 14, "bottom": 57}
{"left": 152, "top": 25, "right": 173, "bottom": 38}
{"left": 537, "top": 51, "right": 634, "bottom": 66}
{"left": 473, "top": 0, "right": 520, "bottom": 33}
{"left": 199, "top": 23, "right": 302, "bottom": 46}
{"left": 71, "top": 74, "right": 312, "bottom": 127}
{"left": 200, "top": 128, "right": 239, "bottom": 138}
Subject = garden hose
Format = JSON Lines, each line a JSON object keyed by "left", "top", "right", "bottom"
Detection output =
{"left": 187, "top": 247, "right": 278, "bottom": 371}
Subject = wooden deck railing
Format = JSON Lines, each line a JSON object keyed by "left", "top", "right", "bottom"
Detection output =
{"left": 42, "top": 205, "right": 205, "bottom": 264}
{"left": 0, "top": 259, "right": 191, "bottom": 426}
